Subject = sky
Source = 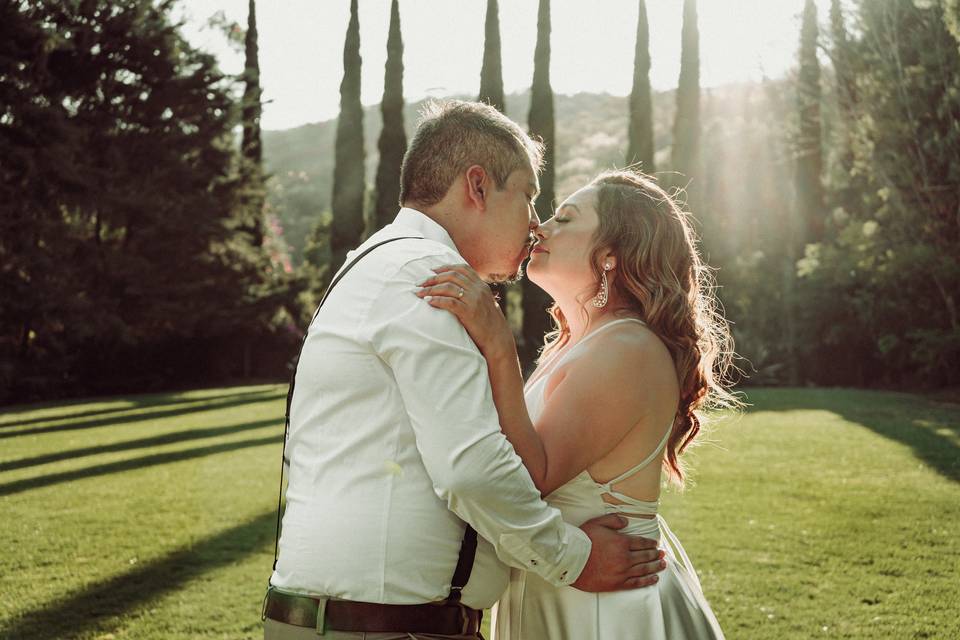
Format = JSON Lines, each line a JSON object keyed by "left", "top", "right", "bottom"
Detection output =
{"left": 177, "top": 1, "right": 836, "bottom": 131}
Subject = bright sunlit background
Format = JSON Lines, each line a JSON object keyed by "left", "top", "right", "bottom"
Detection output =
{"left": 178, "top": 0, "right": 840, "bottom": 130}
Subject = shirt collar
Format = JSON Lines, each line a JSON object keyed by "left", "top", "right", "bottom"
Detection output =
{"left": 392, "top": 207, "right": 461, "bottom": 256}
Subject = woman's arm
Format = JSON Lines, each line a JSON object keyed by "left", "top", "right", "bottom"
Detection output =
{"left": 483, "top": 343, "right": 550, "bottom": 492}
{"left": 417, "top": 265, "right": 665, "bottom": 497}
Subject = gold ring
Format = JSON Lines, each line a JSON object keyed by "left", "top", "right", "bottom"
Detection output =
{"left": 458, "top": 287, "right": 465, "bottom": 299}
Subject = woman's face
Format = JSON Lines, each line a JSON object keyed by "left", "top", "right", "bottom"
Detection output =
{"left": 526, "top": 186, "right": 603, "bottom": 298}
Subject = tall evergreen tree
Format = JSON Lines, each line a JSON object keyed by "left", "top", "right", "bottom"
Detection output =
{"left": 240, "top": 0, "right": 265, "bottom": 247}
{"left": 826, "top": 0, "right": 861, "bottom": 223}
{"left": 672, "top": 0, "right": 701, "bottom": 198}
{"left": 374, "top": 0, "right": 406, "bottom": 231}
{"left": 785, "top": 0, "right": 824, "bottom": 385}
{"left": 478, "top": 0, "right": 508, "bottom": 315}
{"left": 829, "top": 0, "right": 857, "bottom": 116}
{"left": 627, "top": 0, "right": 655, "bottom": 171}
{"left": 330, "top": 0, "right": 366, "bottom": 275}
{"left": 479, "top": 0, "right": 505, "bottom": 111}
{"left": 522, "top": 0, "right": 555, "bottom": 372}
{"left": 796, "top": 0, "right": 824, "bottom": 243}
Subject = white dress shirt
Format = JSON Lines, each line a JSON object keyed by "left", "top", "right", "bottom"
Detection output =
{"left": 270, "top": 208, "right": 591, "bottom": 609}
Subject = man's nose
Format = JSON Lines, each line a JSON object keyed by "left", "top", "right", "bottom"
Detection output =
{"left": 529, "top": 208, "right": 541, "bottom": 229}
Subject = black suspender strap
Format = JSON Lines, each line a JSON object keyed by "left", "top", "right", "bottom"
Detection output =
{"left": 447, "top": 523, "right": 478, "bottom": 602}
{"left": 271, "top": 234, "right": 479, "bottom": 604}
{"left": 272, "top": 236, "right": 422, "bottom": 573}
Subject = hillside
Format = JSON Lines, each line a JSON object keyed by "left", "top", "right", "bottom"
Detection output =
{"left": 262, "top": 88, "right": 682, "bottom": 262}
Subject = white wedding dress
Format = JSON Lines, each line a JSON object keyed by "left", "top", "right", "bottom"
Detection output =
{"left": 491, "top": 318, "right": 725, "bottom": 640}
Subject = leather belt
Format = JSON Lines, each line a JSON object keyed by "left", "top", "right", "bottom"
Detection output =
{"left": 263, "top": 587, "right": 483, "bottom": 636}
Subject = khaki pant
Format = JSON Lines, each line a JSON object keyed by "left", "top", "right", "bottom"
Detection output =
{"left": 263, "top": 617, "right": 482, "bottom": 639}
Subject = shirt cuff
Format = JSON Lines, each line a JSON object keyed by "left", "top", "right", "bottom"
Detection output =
{"left": 548, "top": 524, "right": 592, "bottom": 587}
{"left": 497, "top": 523, "right": 592, "bottom": 588}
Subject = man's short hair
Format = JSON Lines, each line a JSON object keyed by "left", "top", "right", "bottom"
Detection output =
{"left": 399, "top": 100, "right": 545, "bottom": 207}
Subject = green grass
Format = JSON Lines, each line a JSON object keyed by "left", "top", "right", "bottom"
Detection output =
{"left": 0, "top": 386, "right": 957, "bottom": 639}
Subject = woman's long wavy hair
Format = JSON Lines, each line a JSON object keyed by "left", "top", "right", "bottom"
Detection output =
{"left": 539, "top": 169, "right": 743, "bottom": 486}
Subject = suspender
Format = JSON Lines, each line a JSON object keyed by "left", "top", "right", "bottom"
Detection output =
{"left": 271, "top": 235, "right": 479, "bottom": 603}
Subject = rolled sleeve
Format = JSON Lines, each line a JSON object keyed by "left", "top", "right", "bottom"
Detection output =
{"left": 363, "top": 255, "right": 591, "bottom": 587}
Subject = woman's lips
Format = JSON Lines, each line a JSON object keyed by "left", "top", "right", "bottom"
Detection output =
{"left": 531, "top": 245, "right": 547, "bottom": 254}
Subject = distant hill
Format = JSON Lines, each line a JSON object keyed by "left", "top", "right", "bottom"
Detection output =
{"left": 263, "top": 82, "right": 786, "bottom": 264}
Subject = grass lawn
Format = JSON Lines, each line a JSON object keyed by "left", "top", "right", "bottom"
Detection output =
{"left": 0, "top": 385, "right": 957, "bottom": 639}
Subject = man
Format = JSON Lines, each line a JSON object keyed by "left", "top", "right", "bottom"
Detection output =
{"left": 264, "top": 101, "right": 664, "bottom": 639}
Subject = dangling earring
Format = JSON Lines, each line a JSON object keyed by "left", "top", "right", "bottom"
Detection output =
{"left": 592, "top": 263, "right": 612, "bottom": 308}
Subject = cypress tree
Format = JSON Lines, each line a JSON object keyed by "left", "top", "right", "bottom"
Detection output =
{"left": 830, "top": 0, "right": 857, "bottom": 116}
{"left": 478, "top": 0, "right": 508, "bottom": 314}
{"left": 479, "top": 0, "right": 505, "bottom": 111}
{"left": 784, "top": 0, "right": 824, "bottom": 386}
{"left": 240, "top": 0, "right": 265, "bottom": 247}
{"left": 331, "top": 0, "right": 366, "bottom": 274}
{"left": 522, "top": 0, "right": 555, "bottom": 372}
{"left": 672, "top": 0, "right": 701, "bottom": 197}
{"left": 374, "top": 0, "right": 407, "bottom": 231}
{"left": 627, "top": 0, "right": 655, "bottom": 171}
{"left": 796, "top": 0, "right": 824, "bottom": 243}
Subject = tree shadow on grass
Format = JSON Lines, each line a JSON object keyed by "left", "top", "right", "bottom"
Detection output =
{"left": 0, "top": 433, "right": 281, "bottom": 497}
{"left": 0, "top": 386, "right": 279, "bottom": 429}
{"left": 0, "top": 510, "right": 275, "bottom": 640}
{"left": 0, "top": 418, "right": 279, "bottom": 473}
{"left": 744, "top": 387, "right": 960, "bottom": 484}
{"left": 0, "top": 388, "right": 285, "bottom": 440}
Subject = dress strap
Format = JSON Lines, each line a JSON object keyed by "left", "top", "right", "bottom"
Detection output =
{"left": 526, "top": 318, "right": 647, "bottom": 390}
{"left": 598, "top": 423, "right": 672, "bottom": 491}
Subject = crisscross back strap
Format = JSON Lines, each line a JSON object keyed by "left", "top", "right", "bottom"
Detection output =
{"left": 598, "top": 424, "right": 673, "bottom": 492}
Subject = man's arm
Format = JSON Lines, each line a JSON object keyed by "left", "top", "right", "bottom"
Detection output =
{"left": 363, "top": 256, "right": 663, "bottom": 590}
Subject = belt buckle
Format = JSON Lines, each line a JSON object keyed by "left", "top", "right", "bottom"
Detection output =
{"left": 453, "top": 601, "right": 478, "bottom": 636}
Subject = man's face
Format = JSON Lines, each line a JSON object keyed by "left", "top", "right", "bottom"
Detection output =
{"left": 481, "top": 165, "right": 541, "bottom": 283}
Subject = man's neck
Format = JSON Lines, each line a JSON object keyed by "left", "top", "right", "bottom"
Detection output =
{"left": 406, "top": 201, "right": 481, "bottom": 275}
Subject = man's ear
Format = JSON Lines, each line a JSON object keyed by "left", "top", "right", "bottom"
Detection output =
{"left": 465, "top": 165, "right": 488, "bottom": 211}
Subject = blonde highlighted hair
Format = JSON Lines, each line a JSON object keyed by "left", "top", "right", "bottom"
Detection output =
{"left": 540, "top": 169, "right": 742, "bottom": 485}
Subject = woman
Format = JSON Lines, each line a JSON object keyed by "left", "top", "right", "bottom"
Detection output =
{"left": 416, "top": 169, "right": 739, "bottom": 639}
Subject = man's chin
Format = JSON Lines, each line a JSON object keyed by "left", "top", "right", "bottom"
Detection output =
{"left": 488, "top": 270, "right": 523, "bottom": 285}
{"left": 486, "top": 256, "right": 528, "bottom": 285}
{"left": 490, "top": 267, "right": 526, "bottom": 285}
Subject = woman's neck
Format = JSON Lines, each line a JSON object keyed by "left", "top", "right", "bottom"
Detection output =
{"left": 553, "top": 288, "right": 632, "bottom": 344}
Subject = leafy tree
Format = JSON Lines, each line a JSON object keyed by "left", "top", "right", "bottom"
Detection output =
{"left": 800, "top": 0, "right": 960, "bottom": 386}
{"left": 0, "top": 0, "right": 288, "bottom": 401}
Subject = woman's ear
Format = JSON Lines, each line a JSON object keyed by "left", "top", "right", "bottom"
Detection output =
{"left": 602, "top": 252, "right": 617, "bottom": 271}
{"left": 465, "top": 165, "right": 488, "bottom": 210}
